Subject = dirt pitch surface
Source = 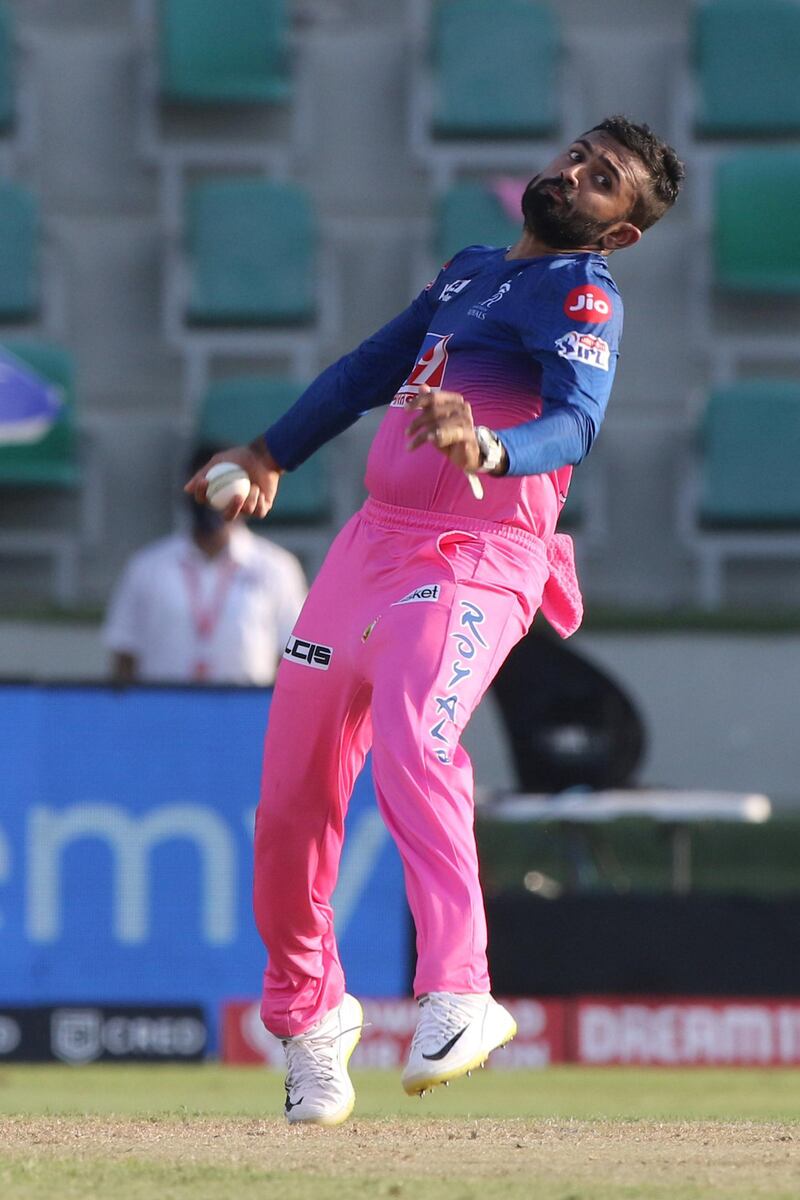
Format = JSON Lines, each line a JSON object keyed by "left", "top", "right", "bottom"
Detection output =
{"left": 2, "top": 1115, "right": 798, "bottom": 1199}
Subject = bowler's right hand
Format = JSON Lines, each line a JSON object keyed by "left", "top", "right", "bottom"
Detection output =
{"left": 184, "top": 438, "right": 284, "bottom": 521}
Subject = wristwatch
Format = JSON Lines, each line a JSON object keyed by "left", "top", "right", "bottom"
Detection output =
{"left": 474, "top": 425, "right": 506, "bottom": 474}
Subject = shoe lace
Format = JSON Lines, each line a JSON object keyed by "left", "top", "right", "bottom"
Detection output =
{"left": 410, "top": 993, "right": 472, "bottom": 1054}
{"left": 283, "top": 1022, "right": 363, "bottom": 1094}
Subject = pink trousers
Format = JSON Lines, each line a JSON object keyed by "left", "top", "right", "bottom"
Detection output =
{"left": 254, "top": 498, "right": 551, "bottom": 1038}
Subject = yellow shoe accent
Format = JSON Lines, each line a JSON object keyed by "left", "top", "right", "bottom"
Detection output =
{"left": 403, "top": 1018, "right": 517, "bottom": 1096}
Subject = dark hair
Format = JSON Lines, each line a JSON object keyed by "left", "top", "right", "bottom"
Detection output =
{"left": 588, "top": 115, "right": 685, "bottom": 232}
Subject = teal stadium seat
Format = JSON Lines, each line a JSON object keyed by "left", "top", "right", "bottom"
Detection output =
{"left": 186, "top": 178, "right": 316, "bottom": 325}
{"left": 683, "top": 378, "right": 800, "bottom": 606}
{"left": 0, "top": 341, "right": 79, "bottom": 487}
{"left": 199, "top": 376, "right": 328, "bottom": 524}
{"left": 699, "top": 380, "right": 800, "bottom": 528}
{"left": 0, "top": 340, "right": 80, "bottom": 604}
{"left": 160, "top": 0, "right": 290, "bottom": 104}
{"left": 694, "top": 0, "right": 800, "bottom": 137}
{"left": 0, "top": 341, "right": 82, "bottom": 604}
{"left": 714, "top": 151, "right": 800, "bottom": 294}
{"left": 437, "top": 182, "right": 522, "bottom": 263}
{"left": 0, "top": 182, "right": 38, "bottom": 321}
{"left": 0, "top": 2, "right": 14, "bottom": 132}
{"left": 431, "top": 0, "right": 558, "bottom": 139}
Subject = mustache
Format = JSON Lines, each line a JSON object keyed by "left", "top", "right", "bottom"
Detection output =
{"left": 530, "top": 177, "right": 575, "bottom": 207}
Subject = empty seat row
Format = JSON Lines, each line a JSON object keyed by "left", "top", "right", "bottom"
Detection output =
{"left": 141, "top": 0, "right": 800, "bottom": 141}
{"left": 409, "top": 0, "right": 800, "bottom": 187}
{"left": 5, "top": 160, "right": 790, "bottom": 364}
{"left": 0, "top": 176, "right": 317, "bottom": 336}
{"left": 133, "top": 0, "right": 800, "bottom": 191}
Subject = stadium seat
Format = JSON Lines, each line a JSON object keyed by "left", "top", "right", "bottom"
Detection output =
{"left": 170, "top": 178, "right": 323, "bottom": 415}
{"left": 714, "top": 151, "right": 800, "bottom": 294}
{"left": 186, "top": 178, "right": 315, "bottom": 326}
{"left": 0, "top": 341, "right": 78, "bottom": 486}
{"left": 408, "top": 0, "right": 561, "bottom": 186}
{"left": 699, "top": 381, "right": 800, "bottom": 526}
{"left": 133, "top": 0, "right": 297, "bottom": 239}
{"left": 198, "top": 376, "right": 329, "bottom": 524}
{"left": 691, "top": 149, "right": 800, "bottom": 380}
{"left": 436, "top": 182, "right": 522, "bottom": 263}
{"left": 0, "top": 182, "right": 39, "bottom": 322}
{"left": 693, "top": 0, "right": 800, "bottom": 138}
{"left": 159, "top": 0, "right": 290, "bottom": 106}
{"left": 0, "top": 340, "right": 81, "bottom": 604}
{"left": 432, "top": 0, "right": 558, "bottom": 139}
{"left": 679, "top": 379, "right": 800, "bottom": 608}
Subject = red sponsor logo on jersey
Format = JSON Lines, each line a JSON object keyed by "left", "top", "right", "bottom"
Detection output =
{"left": 391, "top": 333, "right": 451, "bottom": 406}
{"left": 563, "top": 285, "right": 612, "bottom": 322}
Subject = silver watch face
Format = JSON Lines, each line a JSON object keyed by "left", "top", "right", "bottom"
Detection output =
{"left": 476, "top": 426, "right": 500, "bottom": 470}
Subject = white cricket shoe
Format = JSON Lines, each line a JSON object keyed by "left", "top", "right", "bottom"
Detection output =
{"left": 281, "top": 993, "right": 363, "bottom": 1126}
{"left": 402, "top": 991, "right": 517, "bottom": 1095}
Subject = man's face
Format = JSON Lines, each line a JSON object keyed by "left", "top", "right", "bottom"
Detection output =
{"left": 521, "top": 131, "right": 643, "bottom": 250}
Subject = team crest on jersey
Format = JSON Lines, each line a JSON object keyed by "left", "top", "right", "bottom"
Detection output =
{"left": 555, "top": 331, "right": 610, "bottom": 371}
{"left": 468, "top": 280, "right": 512, "bottom": 320}
{"left": 391, "top": 333, "right": 452, "bottom": 407}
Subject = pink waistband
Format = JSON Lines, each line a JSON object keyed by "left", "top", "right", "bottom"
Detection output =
{"left": 361, "top": 497, "right": 584, "bottom": 639}
{"left": 361, "top": 496, "right": 545, "bottom": 554}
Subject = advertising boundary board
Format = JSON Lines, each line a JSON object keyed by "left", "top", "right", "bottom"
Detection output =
{"left": 0, "top": 1004, "right": 207, "bottom": 1063}
{"left": 223, "top": 996, "right": 800, "bottom": 1069}
{"left": 0, "top": 684, "right": 409, "bottom": 1053}
{"left": 223, "top": 997, "right": 568, "bottom": 1068}
{"left": 572, "top": 996, "right": 800, "bottom": 1066}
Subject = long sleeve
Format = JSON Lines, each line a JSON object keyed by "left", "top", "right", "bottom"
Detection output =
{"left": 264, "top": 288, "right": 438, "bottom": 471}
{"left": 498, "top": 270, "right": 623, "bottom": 477}
{"left": 498, "top": 400, "right": 597, "bottom": 477}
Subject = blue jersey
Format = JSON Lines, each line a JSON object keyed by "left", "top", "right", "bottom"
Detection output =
{"left": 266, "top": 246, "right": 622, "bottom": 537}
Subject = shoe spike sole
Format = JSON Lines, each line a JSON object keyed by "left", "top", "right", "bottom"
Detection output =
{"left": 406, "top": 1027, "right": 516, "bottom": 1098}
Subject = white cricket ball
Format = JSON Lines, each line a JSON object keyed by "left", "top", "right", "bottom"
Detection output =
{"left": 205, "top": 461, "right": 251, "bottom": 510}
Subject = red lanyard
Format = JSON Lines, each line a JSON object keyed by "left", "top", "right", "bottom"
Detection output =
{"left": 180, "top": 553, "right": 239, "bottom": 680}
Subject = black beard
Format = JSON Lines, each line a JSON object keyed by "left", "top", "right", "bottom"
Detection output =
{"left": 521, "top": 179, "right": 614, "bottom": 250}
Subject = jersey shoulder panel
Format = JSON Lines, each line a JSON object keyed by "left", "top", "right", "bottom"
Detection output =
{"left": 529, "top": 253, "right": 622, "bottom": 336}
{"left": 535, "top": 252, "right": 620, "bottom": 298}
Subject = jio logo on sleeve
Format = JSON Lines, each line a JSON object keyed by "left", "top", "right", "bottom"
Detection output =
{"left": 563, "top": 285, "right": 613, "bottom": 323}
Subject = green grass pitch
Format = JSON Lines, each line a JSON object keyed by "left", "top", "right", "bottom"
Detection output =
{"left": 1, "top": 1065, "right": 798, "bottom": 1199}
